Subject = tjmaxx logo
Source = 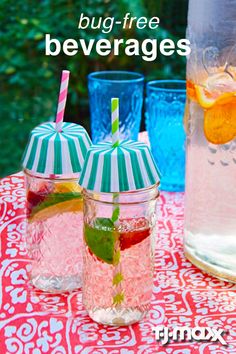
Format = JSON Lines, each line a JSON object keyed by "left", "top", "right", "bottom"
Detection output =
{"left": 152, "top": 326, "right": 227, "bottom": 346}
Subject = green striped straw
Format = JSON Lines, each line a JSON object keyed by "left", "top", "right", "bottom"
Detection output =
{"left": 111, "top": 98, "right": 120, "bottom": 224}
{"left": 110, "top": 98, "right": 124, "bottom": 306}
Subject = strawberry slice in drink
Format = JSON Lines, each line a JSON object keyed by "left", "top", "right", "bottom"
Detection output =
{"left": 27, "top": 191, "right": 46, "bottom": 217}
{"left": 84, "top": 217, "right": 151, "bottom": 264}
{"left": 119, "top": 217, "right": 151, "bottom": 251}
{"left": 27, "top": 181, "right": 53, "bottom": 216}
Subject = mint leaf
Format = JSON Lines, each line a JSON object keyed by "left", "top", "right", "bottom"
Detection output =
{"left": 84, "top": 218, "right": 116, "bottom": 264}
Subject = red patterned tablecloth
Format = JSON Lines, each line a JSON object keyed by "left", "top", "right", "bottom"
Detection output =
{"left": 1, "top": 173, "right": 236, "bottom": 354}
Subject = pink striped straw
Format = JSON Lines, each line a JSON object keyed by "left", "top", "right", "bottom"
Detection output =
{"left": 55, "top": 70, "right": 70, "bottom": 132}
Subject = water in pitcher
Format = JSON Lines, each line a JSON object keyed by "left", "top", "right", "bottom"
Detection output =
{"left": 184, "top": 0, "right": 236, "bottom": 281}
{"left": 184, "top": 84, "right": 236, "bottom": 280}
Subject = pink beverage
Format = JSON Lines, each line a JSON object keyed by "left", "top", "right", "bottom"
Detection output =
{"left": 83, "top": 219, "right": 153, "bottom": 324}
{"left": 82, "top": 187, "right": 159, "bottom": 326}
{"left": 25, "top": 171, "right": 83, "bottom": 292}
{"left": 22, "top": 71, "right": 92, "bottom": 292}
{"left": 79, "top": 98, "right": 160, "bottom": 325}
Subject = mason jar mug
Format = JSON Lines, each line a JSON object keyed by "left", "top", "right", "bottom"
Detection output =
{"left": 24, "top": 169, "right": 83, "bottom": 293}
{"left": 82, "top": 184, "right": 159, "bottom": 326}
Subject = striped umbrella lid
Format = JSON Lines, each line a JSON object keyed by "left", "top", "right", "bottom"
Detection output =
{"left": 79, "top": 140, "right": 160, "bottom": 193}
{"left": 22, "top": 122, "right": 91, "bottom": 176}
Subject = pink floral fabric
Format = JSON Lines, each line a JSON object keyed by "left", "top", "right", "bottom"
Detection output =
{"left": 0, "top": 172, "right": 236, "bottom": 353}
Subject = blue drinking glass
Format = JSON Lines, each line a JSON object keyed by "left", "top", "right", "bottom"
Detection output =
{"left": 88, "top": 71, "right": 144, "bottom": 143}
{"left": 146, "top": 80, "right": 186, "bottom": 192}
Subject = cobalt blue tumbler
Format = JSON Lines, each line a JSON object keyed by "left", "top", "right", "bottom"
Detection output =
{"left": 88, "top": 71, "right": 144, "bottom": 143}
{"left": 146, "top": 80, "right": 186, "bottom": 192}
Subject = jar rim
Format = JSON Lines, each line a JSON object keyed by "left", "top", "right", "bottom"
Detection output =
{"left": 83, "top": 183, "right": 160, "bottom": 205}
{"left": 147, "top": 79, "right": 186, "bottom": 93}
{"left": 88, "top": 70, "right": 144, "bottom": 83}
{"left": 24, "top": 169, "right": 80, "bottom": 182}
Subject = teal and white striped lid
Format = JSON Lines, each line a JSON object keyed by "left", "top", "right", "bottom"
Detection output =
{"left": 22, "top": 122, "right": 91, "bottom": 176}
{"left": 79, "top": 140, "right": 160, "bottom": 193}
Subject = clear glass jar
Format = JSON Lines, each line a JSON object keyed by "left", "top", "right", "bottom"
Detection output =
{"left": 82, "top": 184, "right": 159, "bottom": 326}
{"left": 24, "top": 169, "right": 83, "bottom": 292}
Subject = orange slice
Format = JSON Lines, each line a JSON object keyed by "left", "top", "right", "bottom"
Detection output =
{"left": 195, "top": 85, "right": 216, "bottom": 109}
{"left": 186, "top": 80, "right": 197, "bottom": 102}
{"left": 54, "top": 181, "right": 82, "bottom": 194}
{"left": 215, "top": 92, "right": 236, "bottom": 106}
{"left": 204, "top": 98, "right": 236, "bottom": 144}
{"left": 29, "top": 198, "right": 83, "bottom": 223}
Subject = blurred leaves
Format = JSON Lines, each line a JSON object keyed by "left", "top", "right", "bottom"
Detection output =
{"left": 0, "top": 0, "right": 187, "bottom": 177}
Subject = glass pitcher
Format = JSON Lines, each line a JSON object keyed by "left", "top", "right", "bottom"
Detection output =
{"left": 184, "top": 0, "right": 236, "bottom": 282}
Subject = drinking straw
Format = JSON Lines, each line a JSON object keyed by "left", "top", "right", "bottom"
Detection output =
{"left": 56, "top": 70, "right": 70, "bottom": 132}
{"left": 111, "top": 98, "right": 124, "bottom": 306}
{"left": 111, "top": 98, "right": 120, "bottom": 223}
{"left": 111, "top": 97, "right": 119, "bottom": 148}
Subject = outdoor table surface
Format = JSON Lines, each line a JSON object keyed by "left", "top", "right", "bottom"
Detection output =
{"left": 1, "top": 172, "right": 236, "bottom": 353}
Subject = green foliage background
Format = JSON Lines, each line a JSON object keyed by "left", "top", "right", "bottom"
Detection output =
{"left": 0, "top": 0, "right": 188, "bottom": 177}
